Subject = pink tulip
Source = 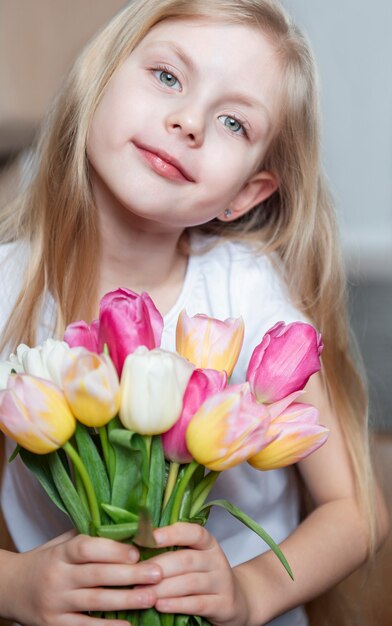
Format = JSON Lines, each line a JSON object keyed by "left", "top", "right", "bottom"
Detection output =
{"left": 162, "top": 368, "right": 227, "bottom": 463}
{"left": 176, "top": 310, "right": 244, "bottom": 377}
{"left": 98, "top": 288, "right": 163, "bottom": 375}
{"left": 248, "top": 401, "right": 329, "bottom": 470}
{"left": 246, "top": 321, "right": 323, "bottom": 403}
{"left": 64, "top": 320, "right": 99, "bottom": 352}
{"left": 186, "top": 383, "right": 273, "bottom": 471}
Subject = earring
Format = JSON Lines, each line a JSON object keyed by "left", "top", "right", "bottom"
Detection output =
{"left": 224, "top": 208, "right": 232, "bottom": 219}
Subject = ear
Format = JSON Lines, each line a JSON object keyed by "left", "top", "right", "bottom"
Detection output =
{"left": 218, "top": 171, "right": 278, "bottom": 222}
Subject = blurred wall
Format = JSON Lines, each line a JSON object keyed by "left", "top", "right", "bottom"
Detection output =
{"left": 0, "top": 0, "right": 126, "bottom": 154}
{"left": 281, "top": 0, "right": 392, "bottom": 279}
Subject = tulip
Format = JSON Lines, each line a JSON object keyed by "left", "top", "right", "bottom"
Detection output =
{"left": 64, "top": 320, "right": 99, "bottom": 352}
{"left": 0, "top": 374, "right": 76, "bottom": 454}
{"left": 176, "top": 310, "right": 244, "bottom": 377}
{"left": 119, "top": 347, "right": 194, "bottom": 435}
{"left": 186, "top": 383, "right": 272, "bottom": 471}
{"left": 248, "top": 402, "right": 329, "bottom": 470}
{"left": 246, "top": 321, "right": 323, "bottom": 403}
{"left": 98, "top": 288, "right": 164, "bottom": 375}
{"left": 61, "top": 347, "right": 120, "bottom": 427}
{"left": 162, "top": 368, "right": 227, "bottom": 463}
{"left": 0, "top": 339, "right": 71, "bottom": 389}
{"left": 0, "top": 348, "right": 25, "bottom": 390}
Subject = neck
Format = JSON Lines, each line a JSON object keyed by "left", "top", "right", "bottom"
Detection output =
{"left": 94, "top": 178, "right": 189, "bottom": 317}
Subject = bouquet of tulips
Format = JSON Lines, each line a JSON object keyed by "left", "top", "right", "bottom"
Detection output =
{"left": 0, "top": 288, "right": 328, "bottom": 626}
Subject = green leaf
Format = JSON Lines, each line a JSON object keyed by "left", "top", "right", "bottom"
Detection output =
{"left": 101, "top": 503, "right": 138, "bottom": 524}
{"left": 48, "top": 451, "right": 91, "bottom": 534}
{"left": 74, "top": 423, "right": 111, "bottom": 524}
{"left": 160, "top": 465, "right": 187, "bottom": 527}
{"left": 19, "top": 448, "right": 68, "bottom": 516}
{"left": 199, "top": 499, "right": 294, "bottom": 580}
{"left": 96, "top": 522, "right": 138, "bottom": 540}
{"left": 109, "top": 428, "right": 146, "bottom": 511}
{"left": 140, "top": 607, "right": 162, "bottom": 625}
{"left": 145, "top": 436, "right": 166, "bottom": 527}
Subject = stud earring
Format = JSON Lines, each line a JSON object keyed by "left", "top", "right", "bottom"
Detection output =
{"left": 224, "top": 208, "right": 232, "bottom": 219}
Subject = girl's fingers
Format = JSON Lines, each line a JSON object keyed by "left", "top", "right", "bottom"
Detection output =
{"left": 154, "top": 522, "right": 216, "bottom": 551}
{"left": 155, "top": 593, "right": 215, "bottom": 617}
{"left": 64, "top": 535, "right": 140, "bottom": 565}
{"left": 149, "top": 572, "right": 215, "bottom": 599}
{"left": 68, "top": 586, "right": 156, "bottom": 612}
{"left": 148, "top": 547, "right": 213, "bottom": 577}
{"left": 72, "top": 561, "right": 162, "bottom": 588}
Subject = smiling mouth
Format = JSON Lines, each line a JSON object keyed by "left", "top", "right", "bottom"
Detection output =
{"left": 133, "top": 141, "right": 195, "bottom": 183}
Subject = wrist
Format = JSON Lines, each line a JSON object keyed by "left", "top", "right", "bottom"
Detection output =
{"left": 0, "top": 549, "right": 23, "bottom": 621}
{"left": 232, "top": 565, "right": 254, "bottom": 626}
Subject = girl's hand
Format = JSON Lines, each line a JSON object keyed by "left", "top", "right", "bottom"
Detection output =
{"left": 145, "top": 522, "right": 250, "bottom": 626}
{"left": 5, "top": 530, "right": 163, "bottom": 626}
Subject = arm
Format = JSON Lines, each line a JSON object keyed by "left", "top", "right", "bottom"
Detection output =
{"left": 145, "top": 373, "right": 389, "bottom": 626}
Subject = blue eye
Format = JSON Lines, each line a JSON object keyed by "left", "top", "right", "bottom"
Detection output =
{"left": 218, "top": 115, "right": 245, "bottom": 135}
{"left": 219, "top": 115, "right": 243, "bottom": 133}
{"left": 154, "top": 69, "right": 181, "bottom": 91}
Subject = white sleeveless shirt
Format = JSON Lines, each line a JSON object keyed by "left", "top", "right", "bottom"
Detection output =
{"left": 0, "top": 238, "right": 307, "bottom": 626}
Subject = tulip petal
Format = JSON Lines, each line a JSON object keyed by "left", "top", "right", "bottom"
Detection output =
{"left": 248, "top": 422, "right": 329, "bottom": 470}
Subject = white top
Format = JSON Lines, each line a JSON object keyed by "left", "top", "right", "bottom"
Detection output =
{"left": 0, "top": 238, "right": 307, "bottom": 626}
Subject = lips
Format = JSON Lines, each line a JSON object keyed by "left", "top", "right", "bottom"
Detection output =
{"left": 133, "top": 141, "right": 195, "bottom": 183}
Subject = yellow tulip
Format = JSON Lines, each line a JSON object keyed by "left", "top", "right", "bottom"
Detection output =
{"left": 248, "top": 403, "right": 329, "bottom": 470}
{"left": 176, "top": 310, "right": 244, "bottom": 377}
{"left": 0, "top": 374, "right": 75, "bottom": 454}
{"left": 62, "top": 348, "right": 120, "bottom": 427}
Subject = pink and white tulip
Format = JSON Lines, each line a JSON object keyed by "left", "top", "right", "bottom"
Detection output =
{"left": 0, "top": 374, "right": 76, "bottom": 454}
{"left": 246, "top": 321, "right": 323, "bottom": 403}
{"left": 176, "top": 310, "right": 244, "bottom": 377}
{"left": 186, "top": 383, "right": 272, "bottom": 471}
{"left": 162, "top": 368, "right": 227, "bottom": 463}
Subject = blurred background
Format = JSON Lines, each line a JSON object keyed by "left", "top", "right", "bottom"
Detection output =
{"left": 0, "top": 1, "right": 391, "bottom": 624}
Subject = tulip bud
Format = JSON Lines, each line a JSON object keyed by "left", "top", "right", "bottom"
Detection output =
{"left": 98, "top": 288, "right": 164, "bottom": 375}
{"left": 186, "top": 383, "right": 272, "bottom": 471}
{"left": 1, "top": 339, "right": 71, "bottom": 388}
{"left": 162, "top": 368, "right": 227, "bottom": 463}
{"left": 64, "top": 320, "right": 99, "bottom": 352}
{"left": 61, "top": 348, "right": 120, "bottom": 427}
{"left": 246, "top": 321, "right": 323, "bottom": 403}
{"left": 176, "top": 310, "right": 244, "bottom": 377}
{"left": 248, "top": 402, "right": 329, "bottom": 470}
{"left": 119, "top": 347, "right": 194, "bottom": 435}
{"left": 0, "top": 374, "right": 76, "bottom": 454}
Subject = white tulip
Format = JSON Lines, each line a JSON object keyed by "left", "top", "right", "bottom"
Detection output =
{"left": 1, "top": 339, "right": 71, "bottom": 388}
{"left": 119, "top": 346, "right": 194, "bottom": 435}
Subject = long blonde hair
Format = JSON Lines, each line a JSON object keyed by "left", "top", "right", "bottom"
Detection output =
{"left": 0, "top": 1, "right": 375, "bottom": 621}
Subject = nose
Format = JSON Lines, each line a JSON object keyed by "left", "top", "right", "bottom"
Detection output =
{"left": 166, "top": 104, "right": 205, "bottom": 147}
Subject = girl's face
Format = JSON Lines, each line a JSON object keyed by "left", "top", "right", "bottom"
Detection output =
{"left": 87, "top": 18, "right": 282, "bottom": 230}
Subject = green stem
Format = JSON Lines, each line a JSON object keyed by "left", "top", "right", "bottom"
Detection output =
{"left": 142, "top": 435, "right": 152, "bottom": 505}
{"left": 98, "top": 425, "right": 115, "bottom": 485}
{"left": 63, "top": 441, "right": 101, "bottom": 529}
{"left": 190, "top": 471, "right": 220, "bottom": 517}
{"left": 170, "top": 460, "right": 199, "bottom": 524}
{"left": 163, "top": 462, "right": 180, "bottom": 509}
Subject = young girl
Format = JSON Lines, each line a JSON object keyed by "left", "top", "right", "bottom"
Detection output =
{"left": 0, "top": 1, "right": 388, "bottom": 625}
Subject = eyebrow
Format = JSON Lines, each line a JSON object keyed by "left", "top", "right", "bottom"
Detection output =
{"left": 145, "top": 40, "right": 272, "bottom": 129}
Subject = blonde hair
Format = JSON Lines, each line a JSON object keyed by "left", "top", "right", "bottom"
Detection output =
{"left": 0, "top": 1, "right": 375, "bottom": 621}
